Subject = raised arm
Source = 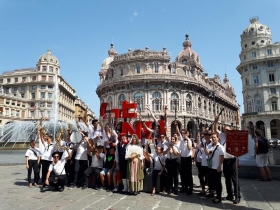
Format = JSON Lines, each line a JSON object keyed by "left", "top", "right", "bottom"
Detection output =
{"left": 147, "top": 107, "right": 157, "bottom": 122}
{"left": 214, "top": 115, "right": 220, "bottom": 135}
{"left": 142, "top": 119, "right": 153, "bottom": 133}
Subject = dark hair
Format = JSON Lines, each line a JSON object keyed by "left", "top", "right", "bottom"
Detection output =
{"left": 46, "top": 134, "right": 53, "bottom": 139}
{"left": 109, "top": 147, "right": 116, "bottom": 151}
{"left": 203, "top": 130, "right": 212, "bottom": 136}
{"left": 82, "top": 131, "right": 88, "bottom": 137}
{"left": 30, "top": 140, "right": 35, "bottom": 144}
{"left": 255, "top": 129, "right": 262, "bottom": 137}
{"left": 52, "top": 151, "right": 60, "bottom": 158}
{"left": 92, "top": 119, "right": 98, "bottom": 124}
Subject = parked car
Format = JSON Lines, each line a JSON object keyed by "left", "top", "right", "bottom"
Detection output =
{"left": 269, "top": 138, "right": 280, "bottom": 147}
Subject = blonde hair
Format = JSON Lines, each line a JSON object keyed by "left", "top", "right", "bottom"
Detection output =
{"left": 131, "top": 134, "right": 141, "bottom": 145}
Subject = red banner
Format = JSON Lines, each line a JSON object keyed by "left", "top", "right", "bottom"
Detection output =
{"left": 225, "top": 130, "right": 248, "bottom": 157}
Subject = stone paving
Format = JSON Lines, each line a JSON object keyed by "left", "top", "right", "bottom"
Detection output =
{"left": 0, "top": 165, "right": 280, "bottom": 210}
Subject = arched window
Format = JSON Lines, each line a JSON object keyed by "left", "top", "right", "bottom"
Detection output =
{"left": 152, "top": 92, "right": 162, "bottom": 111}
{"left": 134, "top": 92, "right": 144, "bottom": 112}
{"left": 198, "top": 97, "right": 202, "bottom": 112}
{"left": 208, "top": 101, "right": 211, "bottom": 113}
{"left": 154, "top": 63, "right": 159, "bottom": 73}
{"left": 107, "top": 96, "right": 113, "bottom": 110}
{"left": 254, "top": 94, "right": 262, "bottom": 112}
{"left": 170, "top": 92, "right": 179, "bottom": 111}
{"left": 186, "top": 94, "right": 192, "bottom": 111}
{"left": 118, "top": 94, "right": 125, "bottom": 108}
{"left": 204, "top": 100, "right": 207, "bottom": 113}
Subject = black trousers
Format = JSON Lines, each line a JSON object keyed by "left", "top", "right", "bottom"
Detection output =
{"left": 197, "top": 163, "right": 208, "bottom": 190}
{"left": 151, "top": 169, "right": 167, "bottom": 190}
{"left": 223, "top": 158, "right": 241, "bottom": 198}
{"left": 84, "top": 167, "right": 102, "bottom": 187}
{"left": 27, "top": 160, "right": 39, "bottom": 184}
{"left": 166, "top": 158, "right": 179, "bottom": 191}
{"left": 41, "top": 159, "right": 52, "bottom": 185}
{"left": 74, "top": 160, "right": 88, "bottom": 185}
{"left": 208, "top": 169, "right": 222, "bottom": 200}
{"left": 65, "top": 159, "right": 75, "bottom": 185}
{"left": 52, "top": 174, "right": 67, "bottom": 189}
{"left": 181, "top": 156, "right": 193, "bottom": 192}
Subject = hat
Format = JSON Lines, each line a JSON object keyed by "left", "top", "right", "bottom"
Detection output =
{"left": 118, "top": 133, "right": 126, "bottom": 141}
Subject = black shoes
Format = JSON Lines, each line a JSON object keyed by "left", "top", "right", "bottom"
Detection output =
{"left": 174, "top": 191, "right": 179, "bottom": 195}
{"left": 82, "top": 185, "right": 87, "bottom": 190}
{"left": 233, "top": 198, "right": 241, "bottom": 204}
{"left": 223, "top": 196, "right": 233, "bottom": 201}
{"left": 186, "top": 191, "right": 192, "bottom": 195}
{"left": 59, "top": 187, "right": 64, "bottom": 192}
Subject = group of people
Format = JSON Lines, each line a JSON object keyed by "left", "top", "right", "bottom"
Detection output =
{"left": 26, "top": 108, "right": 272, "bottom": 205}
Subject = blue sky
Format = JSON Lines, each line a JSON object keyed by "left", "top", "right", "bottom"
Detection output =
{"left": 1, "top": 0, "right": 280, "bottom": 116}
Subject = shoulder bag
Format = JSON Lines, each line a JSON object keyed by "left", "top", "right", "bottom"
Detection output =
{"left": 207, "top": 145, "right": 219, "bottom": 168}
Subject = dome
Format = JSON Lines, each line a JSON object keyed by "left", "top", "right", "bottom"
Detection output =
{"left": 101, "top": 44, "right": 118, "bottom": 69}
{"left": 177, "top": 34, "right": 201, "bottom": 65}
{"left": 241, "top": 17, "right": 272, "bottom": 49}
{"left": 223, "top": 74, "right": 236, "bottom": 95}
{"left": 38, "top": 50, "right": 59, "bottom": 65}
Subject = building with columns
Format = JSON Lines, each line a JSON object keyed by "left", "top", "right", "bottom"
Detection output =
{"left": 96, "top": 36, "right": 240, "bottom": 137}
{"left": 75, "top": 98, "right": 96, "bottom": 124}
{"left": 0, "top": 50, "right": 77, "bottom": 125}
{"left": 237, "top": 17, "right": 280, "bottom": 139}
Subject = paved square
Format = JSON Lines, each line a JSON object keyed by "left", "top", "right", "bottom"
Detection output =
{"left": 1, "top": 165, "right": 280, "bottom": 210}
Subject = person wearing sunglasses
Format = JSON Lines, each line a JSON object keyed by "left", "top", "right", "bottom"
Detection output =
{"left": 45, "top": 147, "right": 72, "bottom": 192}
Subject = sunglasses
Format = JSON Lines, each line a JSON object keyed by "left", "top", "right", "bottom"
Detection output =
{"left": 54, "top": 156, "right": 59, "bottom": 158}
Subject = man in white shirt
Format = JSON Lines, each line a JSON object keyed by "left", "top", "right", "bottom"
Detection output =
{"left": 214, "top": 116, "right": 241, "bottom": 204}
{"left": 83, "top": 145, "right": 105, "bottom": 190}
{"left": 25, "top": 140, "right": 41, "bottom": 187}
{"left": 45, "top": 148, "right": 71, "bottom": 192}
{"left": 89, "top": 119, "right": 103, "bottom": 146}
{"left": 176, "top": 123, "right": 193, "bottom": 195}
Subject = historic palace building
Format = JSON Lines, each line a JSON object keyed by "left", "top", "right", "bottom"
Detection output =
{"left": 237, "top": 17, "right": 280, "bottom": 139}
{"left": 0, "top": 50, "right": 94, "bottom": 125}
{"left": 96, "top": 35, "right": 240, "bottom": 137}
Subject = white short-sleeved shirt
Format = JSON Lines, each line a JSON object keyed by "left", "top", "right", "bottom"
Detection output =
{"left": 75, "top": 141, "right": 88, "bottom": 160}
{"left": 200, "top": 141, "right": 212, "bottom": 166}
{"left": 219, "top": 132, "right": 234, "bottom": 159}
{"left": 41, "top": 142, "right": 56, "bottom": 161}
{"left": 89, "top": 125, "right": 103, "bottom": 140}
{"left": 25, "top": 147, "right": 41, "bottom": 160}
{"left": 151, "top": 153, "right": 167, "bottom": 170}
{"left": 195, "top": 148, "right": 202, "bottom": 163}
{"left": 180, "top": 138, "right": 192, "bottom": 157}
{"left": 102, "top": 130, "right": 118, "bottom": 148}
{"left": 91, "top": 153, "right": 105, "bottom": 168}
{"left": 164, "top": 143, "right": 180, "bottom": 159}
{"left": 48, "top": 159, "right": 66, "bottom": 175}
{"left": 208, "top": 143, "right": 225, "bottom": 170}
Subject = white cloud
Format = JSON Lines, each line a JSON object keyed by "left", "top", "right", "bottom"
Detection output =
{"left": 133, "top": 11, "right": 138, "bottom": 17}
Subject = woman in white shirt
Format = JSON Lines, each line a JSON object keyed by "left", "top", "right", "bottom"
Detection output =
{"left": 25, "top": 140, "right": 41, "bottom": 187}
{"left": 45, "top": 147, "right": 71, "bottom": 192}
{"left": 102, "top": 124, "right": 118, "bottom": 149}
{"left": 125, "top": 134, "right": 145, "bottom": 196}
{"left": 201, "top": 133, "right": 224, "bottom": 203}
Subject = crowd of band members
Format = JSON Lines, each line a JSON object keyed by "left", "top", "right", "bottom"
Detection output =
{"left": 25, "top": 108, "right": 243, "bottom": 204}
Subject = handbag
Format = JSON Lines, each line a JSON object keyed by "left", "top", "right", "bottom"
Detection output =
{"left": 207, "top": 145, "right": 219, "bottom": 168}
{"left": 49, "top": 163, "right": 65, "bottom": 184}
{"left": 158, "top": 155, "right": 168, "bottom": 174}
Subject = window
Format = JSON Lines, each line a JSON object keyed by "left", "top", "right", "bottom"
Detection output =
{"left": 31, "top": 93, "right": 36, "bottom": 99}
{"left": 253, "top": 65, "right": 257, "bottom": 69}
{"left": 42, "top": 76, "right": 46, "bottom": 80}
{"left": 118, "top": 94, "right": 125, "bottom": 108}
{"left": 154, "top": 65, "right": 159, "bottom": 73}
{"left": 267, "top": 49, "right": 272, "bottom": 55}
{"left": 252, "top": 52, "right": 256, "bottom": 58}
{"left": 134, "top": 92, "right": 143, "bottom": 111}
{"left": 245, "top": 78, "right": 249, "bottom": 86}
{"left": 7, "top": 78, "right": 10, "bottom": 83}
{"left": 152, "top": 92, "right": 161, "bottom": 98}
{"left": 16, "top": 111, "right": 20, "bottom": 117}
{"left": 243, "top": 55, "right": 246, "bottom": 60}
{"left": 37, "top": 66, "right": 40, "bottom": 71}
{"left": 171, "top": 68, "right": 176, "bottom": 73}
{"left": 31, "top": 85, "right": 37, "bottom": 90}
{"left": 272, "top": 101, "right": 278, "bottom": 111}
{"left": 22, "top": 77, "right": 26, "bottom": 82}
{"left": 13, "top": 87, "right": 18, "bottom": 92}
{"left": 247, "top": 101, "right": 252, "bottom": 112}
{"left": 269, "top": 74, "right": 275, "bottom": 82}
{"left": 136, "top": 66, "right": 140, "bottom": 74}
{"left": 120, "top": 69, "right": 123, "bottom": 76}
{"left": 254, "top": 94, "right": 262, "bottom": 112}
{"left": 41, "top": 85, "right": 46, "bottom": 89}
{"left": 48, "top": 93, "right": 53, "bottom": 99}
{"left": 48, "top": 85, "right": 53, "bottom": 89}
{"left": 152, "top": 92, "right": 162, "bottom": 111}
{"left": 30, "top": 111, "right": 35, "bottom": 118}
{"left": 49, "top": 66, "right": 54, "bottom": 72}
{"left": 42, "top": 66, "right": 47, "bottom": 71}
{"left": 41, "top": 92, "right": 45, "bottom": 98}
{"left": 182, "top": 58, "right": 188, "bottom": 64}
{"left": 15, "top": 78, "right": 18, "bottom": 82}
{"left": 21, "top": 93, "right": 25, "bottom": 98}
{"left": 253, "top": 75, "right": 259, "bottom": 84}
{"left": 30, "top": 103, "right": 35, "bottom": 107}
{"left": 32, "top": 76, "right": 36, "bottom": 81}
{"left": 0, "top": 79, "right": 2, "bottom": 83}
{"left": 270, "top": 88, "right": 276, "bottom": 94}
{"left": 244, "top": 69, "right": 248, "bottom": 72}
{"left": 170, "top": 93, "right": 179, "bottom": 111}
{"left": 47, "top": 103, "right": 52, "bottom": 108}
{"left": 49, "top": 76, "right": 53, "bottom": 81}
{"left": 39, "top": 102, "right": 45, "bottom": 107}
{"left": 21, "top": 86, "right": 25, "bottom": 91}
{"left": 268, "top": 62, "right": 274, "bottom": 67}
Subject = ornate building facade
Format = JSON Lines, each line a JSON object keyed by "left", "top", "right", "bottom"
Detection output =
{"left": 237, "top": 17, "right": 280, "bottom": 139}
{"left": 0, "top": 50, "right": 78, "bottom": 124}
{"left": 97, "top": 36, "right": 240, "bottom": 137}
{"left": 75, "top": 98, "right": 96, "bottom": 123}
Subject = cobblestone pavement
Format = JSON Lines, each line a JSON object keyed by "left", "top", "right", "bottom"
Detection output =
{"left": 1, "top": 166, "right": 280, "bottom": 210}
